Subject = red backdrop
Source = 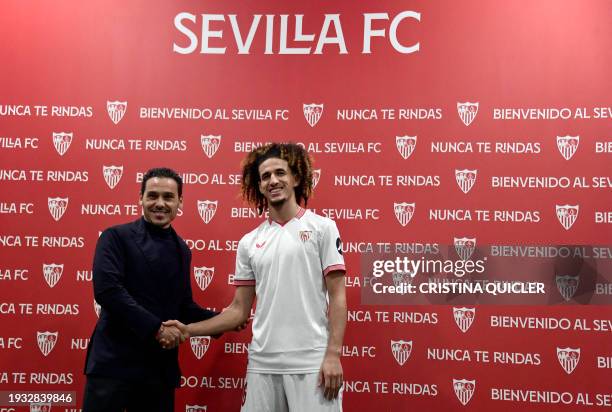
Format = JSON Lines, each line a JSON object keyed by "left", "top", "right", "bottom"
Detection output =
{"left": 0, "top": 1, "right": 611, "bottom": 411}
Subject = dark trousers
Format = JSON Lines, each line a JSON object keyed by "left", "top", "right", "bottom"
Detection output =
{"left": 83, "top": 375, "right": 175, "bottom": 412}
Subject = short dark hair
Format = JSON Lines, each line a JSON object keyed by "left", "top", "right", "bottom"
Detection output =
{"left": 241, "top": 143, "right": 313, "bottom": 215}
{"left": 141, "top": 167, "right": 183, "bottom": 197}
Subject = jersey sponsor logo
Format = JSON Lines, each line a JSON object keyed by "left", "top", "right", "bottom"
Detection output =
{"left": 557, "top": 347, "right": 580, "bottom": 374}
{"left": 555, "top": 204, "right": 579, "bottom": 230}
{"left": 30, "top": 403, "right": 51, "bottom": 412}
{"left": 48, "top": 197, "right": 69, "bottom": 221}
{"left": 453, "top": 379, "right": 475, "bottom": 405}
{"left": 312, "top": 169, "right": 321, "bottom": 189}
{"left": 556, "top": 135, "right": 579, "bottom": 160}
{"left": 197, "top": 200, "right": 218, "bottom": 224}
{"left": 299, "top": 230, "right": 312, "bottom": 242}
{"left": 396, "top": 136, "right": 417, "bottom": 159}
{"left": 94, "top": 299, "right": 101, "bottom": 318}
{"left": 394, "top": 202, "right": 415, "bottom": 226}
{"left": 194, "top": 266, "right": 215, "bottom": 291}
{"left": 42, "top": 263, "right": 63, "bottom": 288}
{"left": 37, "top": 331, "right": 58, "bottom": 356}
{"left": 190, "top": 336, "right": 211, "bottom": 360}
{"left": 556, "top": 275, "right": 579, "bottom": 301}
{"left": 186, "top": 406, "right": 207, "bottom": 412}
{"left": 455, "top": 169, "right": 477, "bottom": 194}
{"left": 303, "top": 103, "right": 324, "bottom": 127}
{"left": 391, "top": 340, "right": 412, "bottom": 366}
{"left": 457, "top": 102, "right": 479, "bottom": 126}
{"left": 102, "top": 165, "right": 123, "bottom": 189}
{"left": 52, "top": 132, "right": 73, "bottom": 156}
{"left": 201, "top": 135, "right": 221, "bottom": 158}
{"left": 454, "top": 237, "right": 476, "bottom": 261}
{"left": 107, "top": 100, "right": 127, "bottom": 124}
{"left": 453, "top": 307, "right": 476, "bottom": 333}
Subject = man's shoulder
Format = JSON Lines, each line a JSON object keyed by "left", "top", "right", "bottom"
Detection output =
{"left": 238, "top": 220, "right": 268, "bottom": 244}
{"left": 103, "top": 218, "right": 140, "bottom": 235}
{"left": 303, "top": 210, "right": 335, "bottom": 228}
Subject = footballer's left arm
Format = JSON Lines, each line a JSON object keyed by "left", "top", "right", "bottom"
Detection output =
{"left": 320, "top": 270, "right": 347, "bottom": 400}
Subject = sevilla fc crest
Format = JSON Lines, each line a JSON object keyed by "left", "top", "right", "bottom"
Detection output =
{"left": 190, "top": 336, "right": 211, "bottom": 360}
{"left": 94, "top": 299, "right": 101, "bottom": 317}
{"left": 48, "top": 197, "right": 69, "bottom": 221}
{"left": 201, "top": 135, "right": 221, "bottom": 158}
{"left": 42, "top": 263, "right": 63, "bottom": 288}
{"left": 194, "top": 266, "right": 215, "bottom": 291}
{"left": 457, "top": 102, "right": 479, "bottom": 126}
{"left": 455, "top": 169, "right": 477, "bottom": 194}
{"left": 37, "top": 331, "right": 58, "bottom": 357}
{"left": 454, "top": 237, "right": 476, "bottom": 261}
{"left": 453, "top": 379, "right": 476, "bottom": 405}
{"left": 312, "top": 169, "right": 321, "bottom": 190}
{"left": 186, "top": 406, "right": 207, "bottom": 412}
{"left": 453, "top": 307, "right": 476, "bottom": 333}
{"left": 556, "top": 204, "right": 579, "bottom": 230}
{"left": 107, "top": 100, "right": 127, "bottom": 124}
{"left": 30, "top": 404, "right": 51, "bottom": 412}
{"left": 394, "top": 202, "right": 415, "bottom": 227}
{"left": 556, "top": 135, "right": 579, "bottom": 160}
{"left": 103, "top": 165, "right": 123, "bottom": 189}
{"left": 391, "top": 340, "right": 412, "bottom": 366}
{"left": 52, "top": 132, "right": 73, "bottom": 156}
{"left": 299, "top": 230, "right": 312, "bottom": 242}
{"left": 303, "top": 103, "right": 324, "bottom": 127}
{"left": 197, "top": 200, "right": 218, "bottom": 224}
{"left": 556, "top": 275, "right": 579, "bottom": 301}
{"left": 396, "top": 136, "right": 417, "bottom": 159}
{"left": 557, "top": 347, "right": 580, "bottom": 374}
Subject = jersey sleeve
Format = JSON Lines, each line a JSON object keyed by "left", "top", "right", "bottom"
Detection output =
{"left": 320, "top": 219, "right": 346, "bottom": 277}
{"left": 234, "top": 235, "right": 256, "bottom": 286}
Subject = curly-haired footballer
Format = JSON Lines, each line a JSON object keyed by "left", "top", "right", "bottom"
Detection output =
{"left": 165, "top": 143, "right": 347, "bottom": 411}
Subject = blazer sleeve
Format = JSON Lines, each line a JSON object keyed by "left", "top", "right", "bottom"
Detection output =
{"left": 93, "top": 228, "right": 161, "bottom": 340}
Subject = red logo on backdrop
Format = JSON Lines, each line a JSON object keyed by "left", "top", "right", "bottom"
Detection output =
{"left": 453, "top": 307, "right": 476, "bottom": 333}
{"left": 303, "top": 103, "right": 324, "bottom": 127}
{"left": 193, "top": 266, "right": 215, "bottom": 291}
{"left": 453, "top": 379, "right": 476, "bottom": 406}
{"left": 197, "top": 200, "right": 218, "bottom": 224}
{"left": 186, "top": 406, "right": 207, "bottom": 412}
{"left": 557, "top": 347, "right": 580, "bottom": 374}
{"left": 200, "top": 135, "right": 221, "bottom": 158}
{"left": 457, "top": 102, "right": 479, "bottom": 126}
{"left": 299, "top": 230, "right": 312, "bottom": 242}
{"left": 42, "top": 263, "right": 63, "bottom": 288}
{"left": 107, "top": 100, "right": 127, "bottom": 124}
{"left": 312, "top": 169, "right": 321, "bottom": 189}
{"left": 47, "top": 197, "right": 68, "bottom": 221}
{"left": 396, "top": 136, "right": 417, "bottom": 159}
{"left": 455, "top": 169, "right": 477, "bottom": 194}
{"left": 37, "top": 331, "right": 58, "bottom": 357}
{"left": 30, "top": 404, "right": 51, "bottom": 412}
{"left": 555, "top": 204, "right": 579, "bottom": 230}
{"left": 556, "top": 275, "right": 579, "bottom": 301}
{"left": 393, "top": 202, "right": 415, "bottom": 226}
{"left": 390, "top": 340, "right": 412, "bottom": 366}
{"left": 556, "top": 135, "right": 579, "bottom": 160}
{"left": 454, "top": 237, "right": 476, "bottom": 261}
{"left": 52, "top": 132, "right": 73, "bottom": 156}
{"left": 94, "top": 299, "right": 101, "bottom": 317}
{"left": 103, "top": 165, "right": 123, "bottom": 189}
{"left": 190, "top": 336, "right": 211, "bottom": 360}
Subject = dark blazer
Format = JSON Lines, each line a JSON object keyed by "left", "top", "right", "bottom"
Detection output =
{"left": 84, "top": 217, "right": 216, "bottom": 386}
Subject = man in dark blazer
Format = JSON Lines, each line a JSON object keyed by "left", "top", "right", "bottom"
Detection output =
{"left": 83, "top": 167, "right": 216, "bottom": 412}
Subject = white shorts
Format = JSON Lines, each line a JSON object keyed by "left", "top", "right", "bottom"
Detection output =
{"left": 241, "top": 372, "right": 343, "bottom": 412}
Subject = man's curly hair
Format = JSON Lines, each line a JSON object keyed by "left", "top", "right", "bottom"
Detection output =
{"left": 241, "top": 143, "right": 313, "bottom": 215}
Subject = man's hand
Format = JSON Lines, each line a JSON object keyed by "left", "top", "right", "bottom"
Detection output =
{"left": 318, "top": 353, "right": 343, "bottom": 400}
{"left": 156, "top": 322, "right": 187, "bottom": 349}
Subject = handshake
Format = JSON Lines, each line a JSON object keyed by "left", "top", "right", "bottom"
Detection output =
{"left": 155, "top": 320, "right": 190, "bottom": 350}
